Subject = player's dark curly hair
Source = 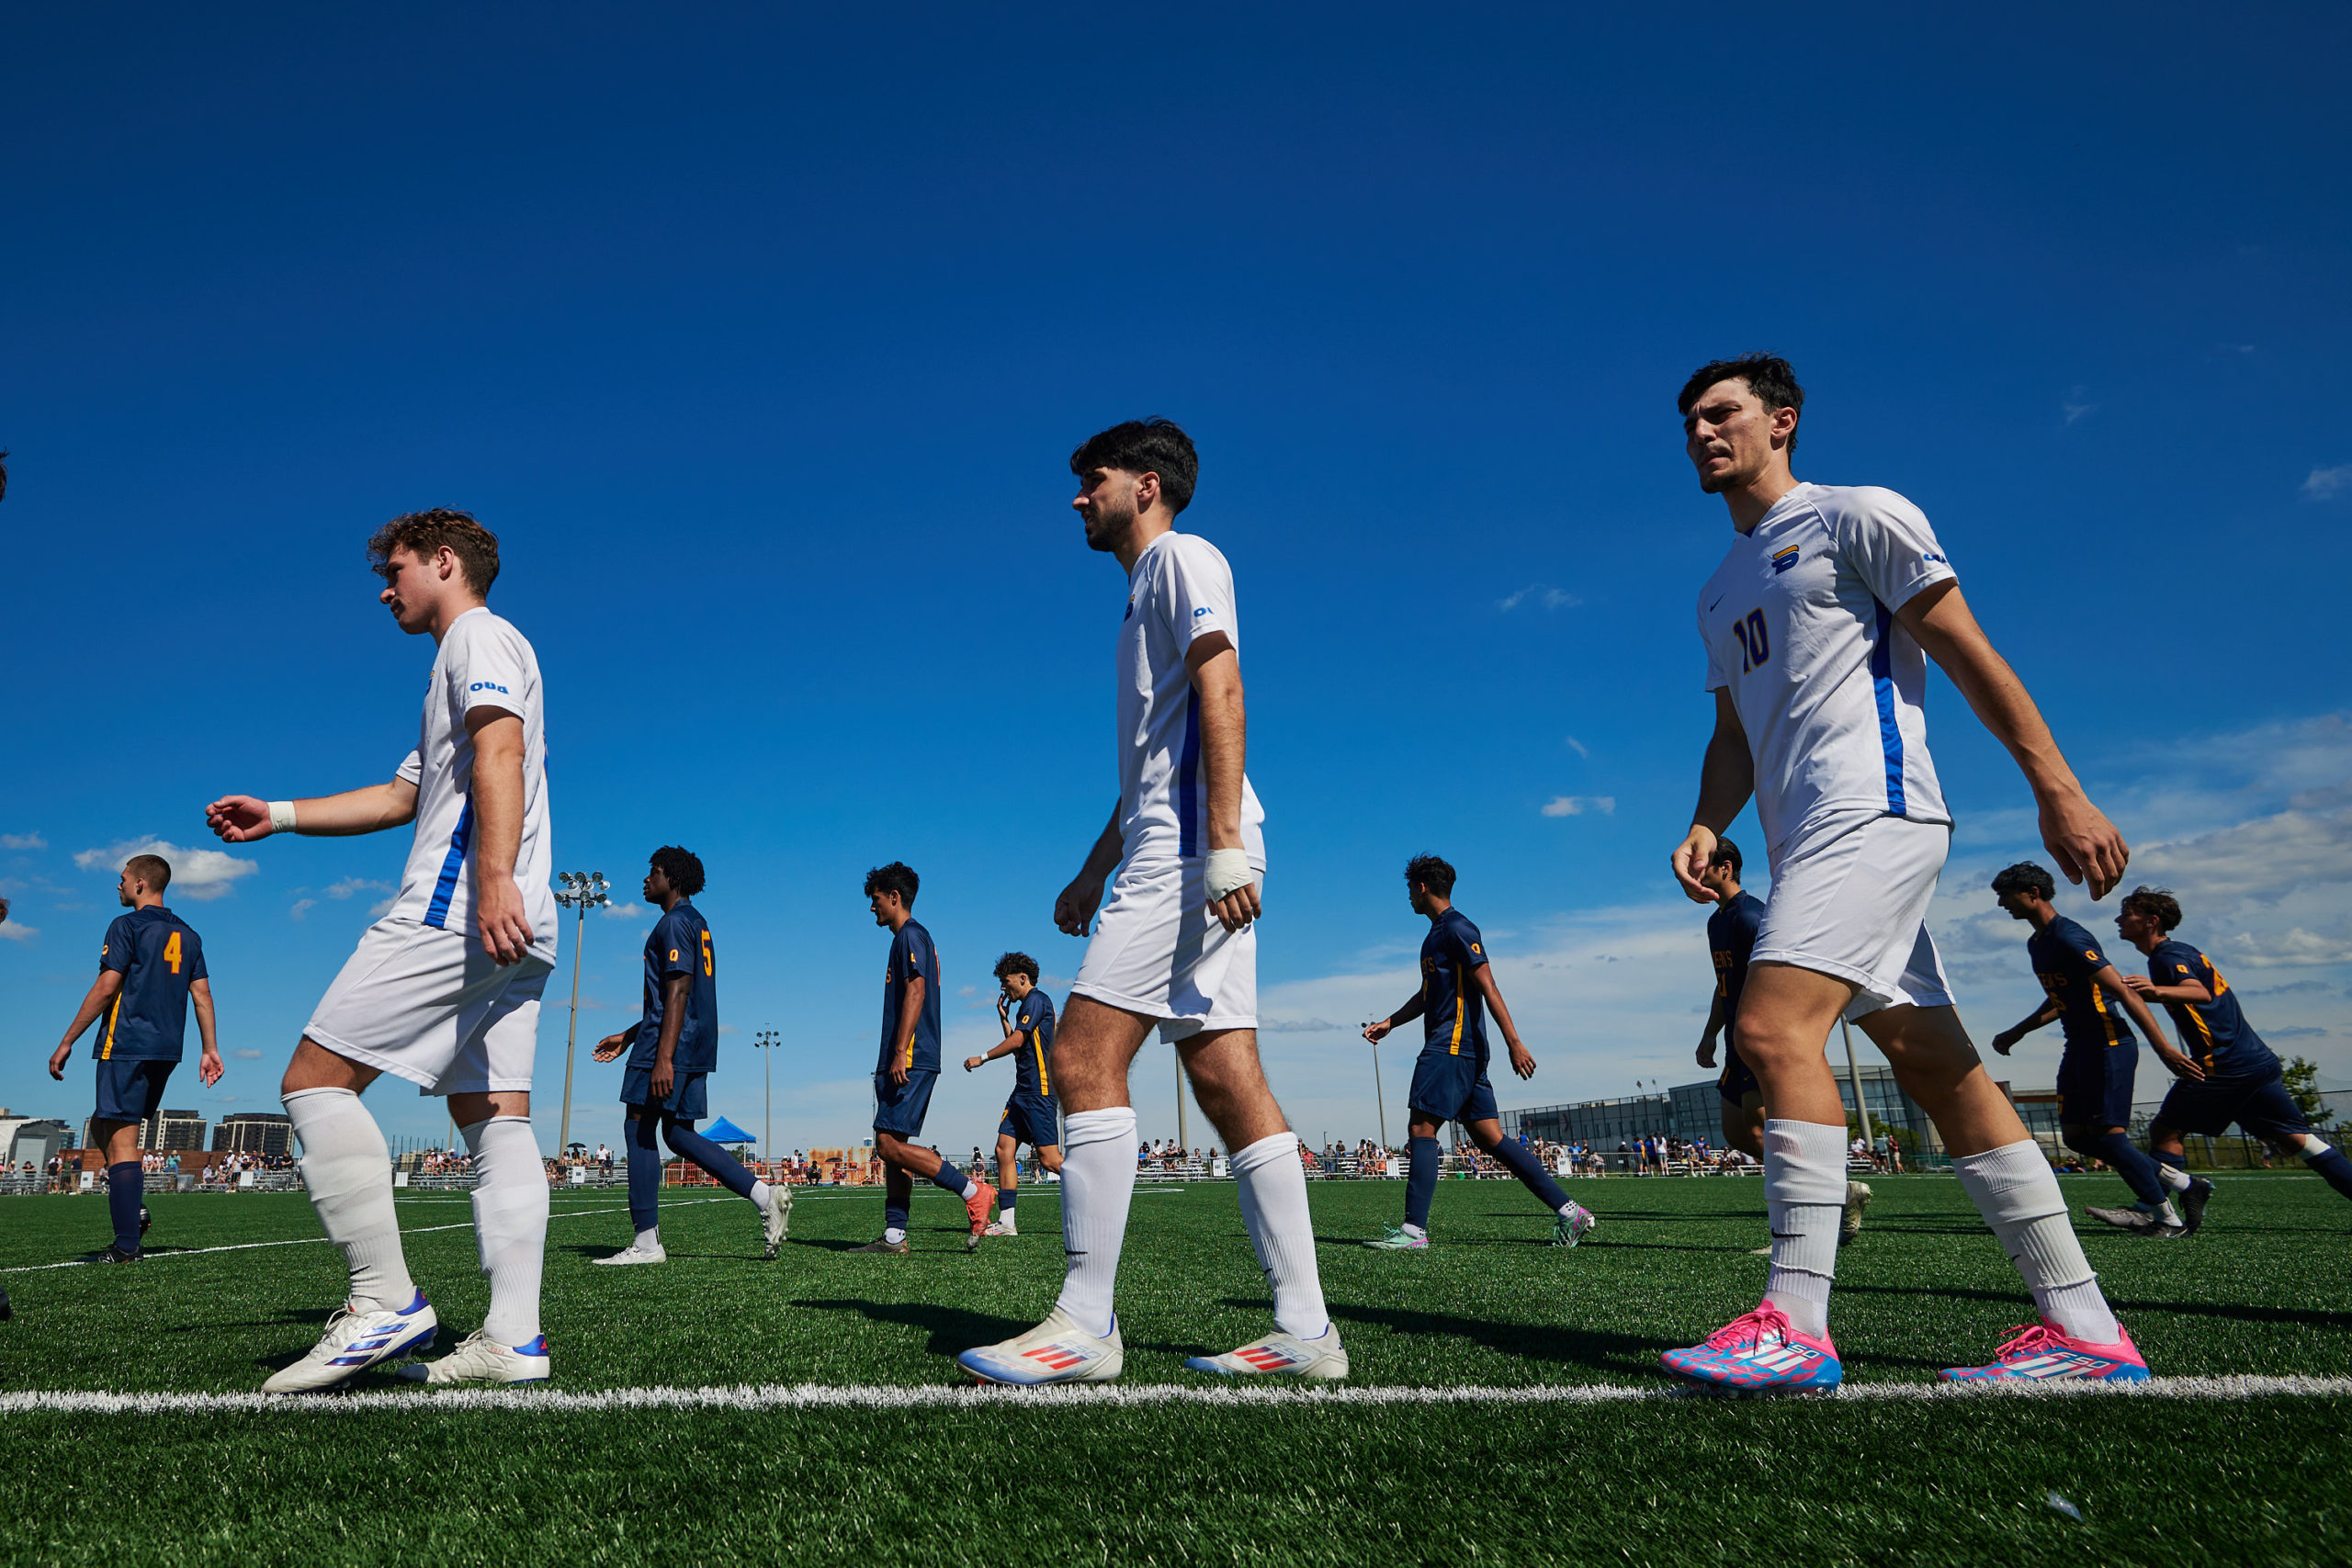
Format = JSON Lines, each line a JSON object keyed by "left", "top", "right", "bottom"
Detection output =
{"left": 650, "top": 845, "right": 705, "bottom": 897}
{"left": 1708, "top": 837, "right": 1744, "bottom": 876}
{"left": 993, "top": 951, "right": 1039, "bottom": 984}
{"left": 1069, "top": 418, "right": 1198, "bottom": 513}
{"left": 2120, "top": 886, "right": 2183, "bottom": 931}
{"left": 864, "top": 861, "right": 920, "bottom": 907}
{"left": 368, "top": 507, "right": 501, "bottom": 594}
{"left": 1678, "top": 355, "right": 1804, "bottom": 455}
{"left": 1990, "top": 862, "right": 2056, "bottom": 900}
{"left": 1403, "top": 853, "right": 1456, "bottom": 897}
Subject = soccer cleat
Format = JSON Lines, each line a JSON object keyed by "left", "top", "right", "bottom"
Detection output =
{"left": 139, "top": 1205, "right": 152, "bottom": 1237}
{"left": 397, "top": 1329, "right": 552, "bottom": 1387}
{"left": 262, "top": 1292, "right": 439, "bottom": 1393}
{"left": 762, "top": 1186, "right": 791, "bottom": 1258}
{"left": 2083, "top": 1204, "right": 2158, "bottom": 1231}
{"left": 1660, "top": 1304, "right": 1842, "bottom": 1394}
{"left": 2178, "top": 1177, "right": 2214, "bottom": 1235}
{"left": 75, "top": 1245, "right": 141, "bottom": 1265}
{"left": 1365, "top": 1224, "right": 1428, "bottom": 1251}
{"left": 2145, "top": 1223, "right": 2190, "bottom": 1240}
{"left": 958, "top": 1306, "right": 1124, "bottom": 1385}
{"left": 849, "top": 1236, "right": 910, "bottom": 1254}
{"left": 1551, "top": 1202, "right": 1598, "bottom": 1247}
{"left": 591, "top": 1242, "right": 667, "bottom": 1266}
{"left": 964, "top": 1181, "right": 1000, "bottom": 1250}
{"left": 1185, "top": 1326, "right": 1350, "bottom": 1379}
{"left": 983, "top": 1219, "right": 1018, "bottom": 1236}
{"left": 1939, "top": 1320, "right": 2150, "bottom": 1384}
{"left": 1839, "top": 1181, "right": 1873, "bottom": 1245}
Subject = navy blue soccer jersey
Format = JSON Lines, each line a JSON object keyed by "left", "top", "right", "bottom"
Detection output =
{"left": 2147, "top": 940, "right": 2278, "bottom": 1083}
{"left": 1417, "top": 908, "right": 1490, "bottom": 1062}
{"left": 877, "top": 920, "right": 943, "bottom": 1075}
{"left": 635, "top": 900, "right": 718, "bottom": 1074}
{"left": 95, "top": 906, "right": 207, "bottom": 1063}
{"left": 1011, "top": 990, "right": 1057, "bottom": 1098}
{"left": 2027, "top": 914, "right": 2135, "bottom": 1052}
{"left": 1707, "top": 891, "right": 1766, "bottom": 1017}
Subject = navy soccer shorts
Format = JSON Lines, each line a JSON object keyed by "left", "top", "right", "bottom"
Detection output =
{"left": 2154, "top": 1072, "right": 2310, "bottom": 1142}
{"left": 622, "top": 1066, "right": 708, "bottom": 1122}
{"left": 1408, "top": 1050, "right": 1498, "bottom": 1126}
{"left": 2057, "top": 1040, "right": 2140, "bottom": 1128}
{"left": 1716, "top": 1036, "right": 1760, "bottom": 1106}
{"left": 873, "top": 1068, "right": 939, "bottom": 1137}
{"left": 94, "top": 1058, "right": 175, "bottom": 1124}
{"left": 998, "top": 1093, "right": 1061, "bottom": 1150}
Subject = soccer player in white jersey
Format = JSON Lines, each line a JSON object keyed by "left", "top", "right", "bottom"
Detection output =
{"left": 205, "top": 509, "right": 559, "bottom": 1391}
{"left": 957, "top": 419, "right": 1344, "bottom": 1384}
{"left": 1662, "top": 356, "right": 2151, "bottom": 1390}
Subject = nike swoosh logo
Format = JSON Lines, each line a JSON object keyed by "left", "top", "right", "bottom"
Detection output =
{"left": 1708, "top": 596, "right": 1724, "bottom": 611}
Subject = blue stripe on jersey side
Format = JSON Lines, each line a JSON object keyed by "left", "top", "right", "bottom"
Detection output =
{"left": 1869, "top": 604, "right": 1907, "bottom": 815}
{"left": 1178, "top": 695, "right": 1202, "bottom": 859}
{"left": 424, "top": 797, "right": 475, "bottom": 929}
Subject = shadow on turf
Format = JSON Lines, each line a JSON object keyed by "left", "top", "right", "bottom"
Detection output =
{"left": 791, "top": 1297, "right": 1033, "bottom": 1352}
{"left": 1274, "top": 1297, "right": 1662, "bottom": 1373}
{"left": 1830, "top": 1280, "right": 2352, "bottom": 1331}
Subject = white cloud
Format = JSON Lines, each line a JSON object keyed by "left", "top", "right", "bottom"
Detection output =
{"left": 2062, "top": 386, "right": 2096, "bottom": 424}
{"left": 73, "top": 839, "right": 258, "bottom": 901}
{"left": 1541, "top": 795, "right": 1615, "bottom": 817}
{"left": 233, "top": 1049, "right": 263, "bottom": 1061}
{"left": 1564, "top": 736, "right": 1590, "bottom": 759}
{"left": 0, "top": 920, "right": 38, "bottom": 942}
{"left": 288, "top": 898, "right": 318, "bottom": 921}
{"left": 326, "top": 876, "right": 393, "bottom": 899}
{"left": 1, "top": 833, "right": 47, "bottom": 850}
{"left": 599, "top": 901, "right": 650, "bottom": 922}
{"left": 1498, "top": 583, "right": 1581, "bottom": 613}
{"left": 2302, "top": 464, "right": 2352, "bottom": 502}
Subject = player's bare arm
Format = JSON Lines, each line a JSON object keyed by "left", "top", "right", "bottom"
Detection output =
{"left": 191, "top": 976, "right": 224, "bottom": 1087}
{"left": 1673, "top": 689, "right": 1756, "bottom": 902}
{"left": 206, "top": 776, "right": 419, "bottom": 842}
{"left": 1362, "top": 990, "right": 1425, "bottom": 1044}
{"left": 594, "top": 1021, "right": 642, "bottom": 1063}
{"left": 888, "top": 974, "right": 925, "bottom": 1087}
{"left": 965, "top": 1021, "right": 1025, "bottom": 1073}
{"left": 465, "top": 708, "right": 533, "bottom": 966}
{"left": 1189, "top": 633, "right": 1258, "bottom": 932}
{"left": 49, "top": 967, "right": 125, "bottom": 1078}
{"left": 1896, "top": 581, "right": 2128, "bottom": 898}
{"left": 1698, "top": 990, "right": 1727, "bottom": 1068}
{"left": 648, "top": 971, "right": 690, "bottom": 1100}
{"left": 2124, "top": 973, "right": 2212, "bottom": 1006}
{"left": 1989, "top": 998, "right": 2061, "bottom": 1055}
{"left": 2089, "top": 964, "right": 2203, "bottom": 1082}
{"left": 1474, "top": 964, "right": 1536, "bottom": 1079}
{"left": 1055, "top": 807, "right": 1124, "bottom": 936}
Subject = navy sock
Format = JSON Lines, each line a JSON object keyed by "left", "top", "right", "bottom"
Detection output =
{"left": 662, "top": 1119, "right": 757, "bottom": 1200}
{"left": 999, "top": 1185, "right": 1015, "bottom": 1212}
{"left": 926, "top": 1157, "right": 970, "bottom": 1196}
{"left": 1488, "top": 1136, "right": 1572, "bottom": 1212}
{"left": 2306, "top": 1145, "right": 2352, "bottom": 1203}
{"left": 2093, "top": 1131, "right": 2167, "bottom": 1206}
{"left": 885, "top": 1168, "right": 913, "bottom": 1235}
{"left": 107, "top": 1162, "right": 143, "bottom": 1253}
{"left": 1406, "top": 1137, "right": 1441, "bottom": 1229}
{"left": 625, "top": 1115, "right": 662, "bottom": 1234}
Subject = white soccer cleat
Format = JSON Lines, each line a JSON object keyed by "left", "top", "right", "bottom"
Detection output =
{"left": 1840, "top": 1181, "right": 1873, "bottom": 1245}
{"left": 591, "top": 1242, "right": 667, "bottom": 1266}
{"left": 957, "top": 1306, "right": 1124, "bottom": 1385}
{"left": 1184, "top": 1325, "right": 1350, "bottom": 1380}
{"left": 262, "top": 1292, "right": 438, "bottom": 1393}
{"left": 762, "top": 1187, "right": 791, "bottom": 1258}
{"left": 397, "top": 1328, "right": 552, "bottom": 1387}
{"left": 983, "top": 1219, "right": 1018, "bottom": 1236}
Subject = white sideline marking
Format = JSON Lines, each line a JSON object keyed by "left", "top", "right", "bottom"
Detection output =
{"left": 2, "top": 1374, "right": 2347, "bottom": 1417}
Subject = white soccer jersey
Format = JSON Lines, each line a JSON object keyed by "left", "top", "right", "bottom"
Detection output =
{"left": 1114, "top": 530, "right": 1265, "bottom": 863}
{"left": 387, "top": 606, "right": 557, "bottom": 958}
{"left": 1696, "top": 482, "right": 1954, "bottom": 859}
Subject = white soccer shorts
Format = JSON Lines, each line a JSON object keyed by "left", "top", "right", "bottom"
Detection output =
{"left": 305, "top": 917, "right": 554, "bottom": 1095}
{"left": 1071, "top": 857, "right": 1260, "bottom": 1042}
{"left": 1753, "top": 813, "right": 1954, "bottom": 1020}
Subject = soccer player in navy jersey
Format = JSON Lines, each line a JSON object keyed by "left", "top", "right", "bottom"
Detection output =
{"left": 592, "top": 848, "right": 788, "bottom": 1265}
{"left": 48, "top": 854, "right": 224, "bottom": 1263}
{"left": 2118, "top": 886, "right": 2352, "bottom": 1230}
{"left": 1696, "top": 838, "right": 1768, "bottom": 1159}
{"left": 1362, "top": 854, "right": 1595, "bottom": 1250}
{"left": 1987, "top": 863, "right": 2194, "bottom": 1234}
{"left": 964, "top": 952, "right": 1064, "bottom": 1236}
{"left": 853, "top": 863, "right": 997, "bottom": 1253}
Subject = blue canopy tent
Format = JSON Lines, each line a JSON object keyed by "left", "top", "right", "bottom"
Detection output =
{"left": 703, "top": 1116, "right": 756, "bottom": 1147}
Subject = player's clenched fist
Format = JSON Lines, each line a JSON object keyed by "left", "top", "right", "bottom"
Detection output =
{"left": 206, "top": 795, "right": 275, "bottom": 842}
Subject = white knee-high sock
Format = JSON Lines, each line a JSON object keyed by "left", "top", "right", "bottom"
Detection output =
{"left": 1232, "top": 1132, "right": 1330, "bottom": 1340}
{"left": 462, "top": 1116, "right": 548, "bottom": 1346}
{"left": 285, "top": 1087, "right": 415, "bottom": 1314}
{"left": 1052, "top": 1107, "right": 1136, "bottom": 1339}
{"left": 1761, "top": 1119, "right": 1848, "bottom": 1337}
{"left": 1953, "top": 1139, "right": 2120, "bottom": 1344}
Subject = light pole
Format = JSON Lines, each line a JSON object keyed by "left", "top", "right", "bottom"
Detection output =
{"left": 754, "top": 1028, "right": 782, "bottom": 1163}
{"left": 553, "top": 871, "right": 612, "bottom": 1156}
{"left": 1174, "top": 1048, "right": 1190, "bottom": 1154}
{"left": 1369, "top": 1035, "right": 1388, "bottom": 1150}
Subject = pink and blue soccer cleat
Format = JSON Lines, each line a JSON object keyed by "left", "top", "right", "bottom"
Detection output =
{"left": 1939, "top": 1321, "right": 2150, "bottom": 1384}
{"left": 1660, "top": 1304, "right": 1842, "bottom": 1394}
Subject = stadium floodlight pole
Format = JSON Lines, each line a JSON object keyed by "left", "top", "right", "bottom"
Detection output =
{"left": 1839, "top": 1018, "right": 1875, "bottom": 1151}
{"left": 1370, "top": 1036, "right": 1388, "bottom": 1149}
{"left": 552, "top": 871, "right": 613, "bottom": 1156}
{"left": 753, "top": 1029, "right": 782, "bottom": 1164}
{"left": 1175, "top": 1050, "right": 1190, "bottom": 1153}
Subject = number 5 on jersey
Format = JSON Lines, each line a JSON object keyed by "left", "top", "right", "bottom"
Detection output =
{"left": 1731, "top": 608, "right": 1770, "bottom": 673}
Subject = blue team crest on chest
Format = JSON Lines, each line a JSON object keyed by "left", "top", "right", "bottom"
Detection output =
{"left": 1770, "top": 545, "right": 1801, "bottom": 575}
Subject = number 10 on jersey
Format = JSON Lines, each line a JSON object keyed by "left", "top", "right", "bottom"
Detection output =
{"left": 1732, "top": 608, "right": 1770, "bottom": 673}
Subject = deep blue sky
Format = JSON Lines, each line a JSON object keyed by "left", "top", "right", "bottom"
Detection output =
{"left": 6, "top": 3, "right": 2348, "bottom": 1155}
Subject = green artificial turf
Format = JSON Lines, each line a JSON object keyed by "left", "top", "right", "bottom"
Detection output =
{"left": 4, "top": 1173, "right": 2348, "bottom": 1565}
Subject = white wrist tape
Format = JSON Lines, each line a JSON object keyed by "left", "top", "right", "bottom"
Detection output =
{"left": 267, "top": 800, "right": 300, "bottom": 835}
{"left": 1204, "top": 848, "right": 1254, "bottom": 902}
